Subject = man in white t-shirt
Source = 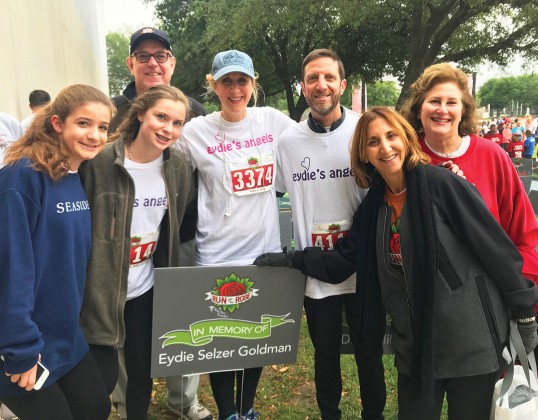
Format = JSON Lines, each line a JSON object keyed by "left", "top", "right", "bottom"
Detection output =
{"left": 0, "top": 112, "right": 23, "bottom": 168}
{"left": 275, "top": 49, "right": 386, "bottom": 420}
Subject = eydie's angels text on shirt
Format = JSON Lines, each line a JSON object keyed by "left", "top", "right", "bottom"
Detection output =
{"left": 207, "top": 132, "right": 273, "bottom": 155}
{"left": 292, "top": 156, "right": 354, "bottom": 182}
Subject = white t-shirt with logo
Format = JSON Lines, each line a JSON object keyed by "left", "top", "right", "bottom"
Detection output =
{"left": 276, "top": 109, "right": 367, "bottom": 298}
{"left": 124, "top": 155, "right": 167, "bottom": 299}
{"left": 177, "top": 107, "right": 295, "bottom": 266}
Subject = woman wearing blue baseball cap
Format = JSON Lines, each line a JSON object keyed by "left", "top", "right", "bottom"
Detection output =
{"left": 176, "top": 50, "right": 295, "bottom": 420}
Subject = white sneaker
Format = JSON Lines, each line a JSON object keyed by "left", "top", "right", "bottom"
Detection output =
{"left": 167, "top": 402, "right": 213, "bottom": 420}
{"left": 0, "top": 404, "right": 18, "bottom": 420}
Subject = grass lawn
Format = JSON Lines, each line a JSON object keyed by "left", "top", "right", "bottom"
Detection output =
{"left": 109, "top": 311, "right": 451, "bottom": 419}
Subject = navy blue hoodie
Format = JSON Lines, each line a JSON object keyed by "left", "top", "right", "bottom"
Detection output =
{"left": 0, "top": 159, "right": 90, "bottom": 397}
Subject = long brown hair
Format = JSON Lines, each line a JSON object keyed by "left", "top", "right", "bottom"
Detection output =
{"left": 5, "top": 84, "right": 114, "bottom": 181}
{"left": 350, "top": 107, "right": 430, "bottom": 189}
{"left": 112, "top": 85, "right": 190, "bottom": 143}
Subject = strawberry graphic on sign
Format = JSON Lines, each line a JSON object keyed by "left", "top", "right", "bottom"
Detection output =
{"left": 247, "top": 156, "right": 259, "bottom": 166}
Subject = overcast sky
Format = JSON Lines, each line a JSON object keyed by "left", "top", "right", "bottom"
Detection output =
{"left": 104, "top": 0, "right": 157, "bottom": 33}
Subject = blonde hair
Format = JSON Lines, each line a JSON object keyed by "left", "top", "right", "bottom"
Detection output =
{"left": 112, "top": 85, "right": 190, "bottom": 143}
{"left": 205, "top": 73, "right": 260, "bottom": 106}
{"left": 400, "top": 63, "right": 478, "bottom": 137}
{"left": 350, "top": 107, "right": 430, "bottom": 189}
{"left": 5, "top": 84, "right": 114, "bottom": 181}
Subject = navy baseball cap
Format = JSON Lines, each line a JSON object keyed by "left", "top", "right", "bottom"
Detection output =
{"left": 130, "top": 27, "right": 172, "bottom": 54}
{"left": 212, "top": 50, "right": 255, "bottom": 80}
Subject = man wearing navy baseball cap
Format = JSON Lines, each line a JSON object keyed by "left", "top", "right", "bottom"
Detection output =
{"left": 109, "top": 27, "right": 206, "bottom": 133}
{"left": 129, "top": 27, "right": 172, "bottom": 53}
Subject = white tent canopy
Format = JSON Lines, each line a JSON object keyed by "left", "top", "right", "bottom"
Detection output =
{"left": 1, "top": 0, "right": 109, "bottom": 120}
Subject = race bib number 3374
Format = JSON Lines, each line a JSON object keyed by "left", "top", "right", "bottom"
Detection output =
{"left": 229, "top": 154, "right": 274, "bottom": 196}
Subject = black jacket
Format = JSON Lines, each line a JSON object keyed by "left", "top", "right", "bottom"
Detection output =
{"left": 109, "top": 81, "right": 207, "bottom": 132}
{"left": 294, "top": 165, "right": 538, "bottom": 380}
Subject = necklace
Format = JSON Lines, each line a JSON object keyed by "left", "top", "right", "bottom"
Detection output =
{"left": 217, "top": 109, "right": 273, "bottom": 217}
{"left": 126, "top": 143, "right": 133, "bottom": 160}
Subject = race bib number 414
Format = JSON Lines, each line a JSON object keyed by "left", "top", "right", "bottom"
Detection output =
{"left": 229, "top": 154, "right": 274, "bottom": 196}
{"left": 311, "top": 220, "right": 352, "bottom": 251}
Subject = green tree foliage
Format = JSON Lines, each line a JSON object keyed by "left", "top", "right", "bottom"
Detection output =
{"left": 106, "top": 32, "right": 132, "bottom": 97}
{"left": 339, "top": 79, "right": 401, "bottom": 109}
{"left": 366, "top": 81, "right": 401, "bottom": 108}
{"left": 152, "top": 0, "right": 388, "bottom": 121}
{"left": 478, "top": 74, "right": 538, "bottom": 113}
{"left": 388, "top": 0, "right": 538, "bottom": 106}
{"left": 148, "top": 0, "right": 538, "bottom": 118}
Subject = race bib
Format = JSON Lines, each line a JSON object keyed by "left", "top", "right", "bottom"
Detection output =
{"left": 311, "top": 220, "right": 352, "bottom": 251}
{"left": 228, "top": 154, "right": 274, "bottom": 196}
{"left": 130, "top": 232, "right": 159, "bottom": 266}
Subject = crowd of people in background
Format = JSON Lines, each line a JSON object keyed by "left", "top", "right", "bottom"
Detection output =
{"left": 480, "top": 114, "right": 538, "bottom": 159}
{"left": 1, "top": 25, "right": 538, "bottom": 420}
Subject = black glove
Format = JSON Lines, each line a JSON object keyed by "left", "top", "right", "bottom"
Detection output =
{"left": 253, "top": 250, "right": 294, "bottom": 268}
{"left": 517, "top": 319, "right": 538, "bottom": 354}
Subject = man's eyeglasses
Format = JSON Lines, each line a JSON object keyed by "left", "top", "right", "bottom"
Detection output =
{"left": 130, "top": 52, "right": 172, "bottom": 63}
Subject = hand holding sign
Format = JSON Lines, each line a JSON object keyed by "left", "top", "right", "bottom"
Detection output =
{"left": 253, "top": 250, "right": 294, "bottom": 268}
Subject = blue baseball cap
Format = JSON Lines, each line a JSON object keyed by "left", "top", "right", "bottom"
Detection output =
{"left": 212, "top": 50, "right": 255, "bottom": 80}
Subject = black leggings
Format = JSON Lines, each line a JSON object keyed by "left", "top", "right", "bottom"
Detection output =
{"left": 304, "top": 294, "right": 386, "bottom": 420}
{"left": 2, "top": 351, "right": 110, "bottom": 420}
{"left": 397, "top": 369, "right": 502, "bottom": 420}
{"left": 90, "top": 287, "right": 154, "bottom": 420}
{"left": 209, "top": 367, "right": 263, "bottom": 418}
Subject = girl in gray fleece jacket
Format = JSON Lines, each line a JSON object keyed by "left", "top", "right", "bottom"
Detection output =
{"left": 80, "top": 85, "right": 196, "bottom": 420}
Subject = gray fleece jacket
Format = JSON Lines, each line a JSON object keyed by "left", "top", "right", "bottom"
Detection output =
{"left": 79, "top": 137, "right": 196, "bottom": 347}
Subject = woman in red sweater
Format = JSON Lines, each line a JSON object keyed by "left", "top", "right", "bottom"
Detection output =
{"left": 401, "top": 63, "right": 538, "bottom": 318}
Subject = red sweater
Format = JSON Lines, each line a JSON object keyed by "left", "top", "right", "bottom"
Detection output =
{"left": 420, "top": 135, "right": 538, "bottom": 308}
{"left": 483, "top": 132, "right": 502, "bottom": 145}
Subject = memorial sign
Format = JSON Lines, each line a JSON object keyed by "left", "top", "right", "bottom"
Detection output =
{"left": 151, "top": 266, "right": 306, "bottom": 377}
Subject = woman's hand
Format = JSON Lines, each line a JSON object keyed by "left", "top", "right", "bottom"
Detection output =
{"left": 439, "top": 160, "right": 466, "bottom": 179}
{"left": 5, "top": 357, "right": 39, "bottom": 391}
{"left": 517, "top": 319, "right": 538, "bottom": 354}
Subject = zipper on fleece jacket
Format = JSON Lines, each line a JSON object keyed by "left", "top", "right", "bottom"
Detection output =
{"left": 110, "top": 201, "right": 117, "bottom": 240}
{"left": 114, "top": 162, "right": 133, "bottom": 348}
{"left": 382, "top": 206, "right": 414, "bottom": 319}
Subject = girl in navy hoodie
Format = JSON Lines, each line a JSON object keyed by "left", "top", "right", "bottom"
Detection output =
{"left": 0, "top": 85, "right": 114, "bottom": 420}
